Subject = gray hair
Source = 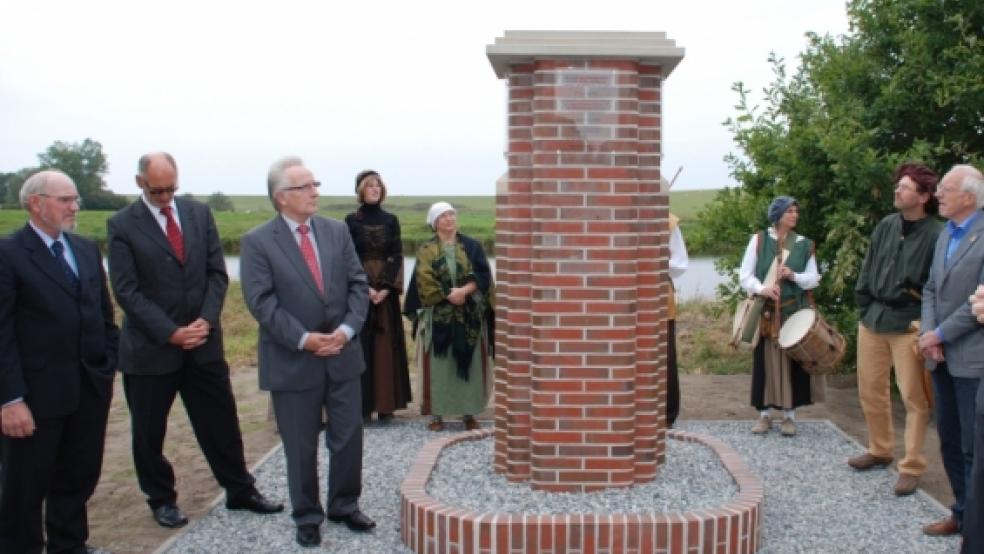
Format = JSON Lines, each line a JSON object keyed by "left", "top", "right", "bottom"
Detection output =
{"left": 19, "top": 170, "right": 75, "bottom": 208}
{"left": 137, "top": 152, "right": 178, "bottom": 176}
{"left": 267, "top": 156, "right": 305, "bottom": 210}
{"left": 946, "top": 164, "right": 984, "bottom": 210}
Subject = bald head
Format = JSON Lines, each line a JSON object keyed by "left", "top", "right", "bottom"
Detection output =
{"left": 20, "top": 169, "right": 75, "bottom": 208}
{"left": 21, "top": 169, "right": 80, "bottom": 238}
{"left": 138, "top": 152, "right": 178, "bottom": 176}
{"left": 135, "top": 152, "right": 180, "bottom": 208}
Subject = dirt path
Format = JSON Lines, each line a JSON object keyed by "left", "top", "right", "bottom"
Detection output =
{"left": 82, "top": 370, "right": 952, "bottom": 553}
{"left": 85, "top": 364, "right": 279, "bottom": 553}
{"left": 676, "top": 373, "right": 952, "bottom": 509}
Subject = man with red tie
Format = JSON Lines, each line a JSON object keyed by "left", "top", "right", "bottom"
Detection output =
{"left": 240, "top": 157, "right": 373, "bottom": 548}
{"left": 107, "top": 152, "right": 282, "bottom": 529}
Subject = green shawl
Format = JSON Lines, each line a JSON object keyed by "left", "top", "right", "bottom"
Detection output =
{"left": 414, "top": 236, "right": 485, "bottom": 379}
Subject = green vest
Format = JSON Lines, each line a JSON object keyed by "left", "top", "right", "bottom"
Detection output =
{"left": 754, "top": 230, "right": 814, "bottom": 319}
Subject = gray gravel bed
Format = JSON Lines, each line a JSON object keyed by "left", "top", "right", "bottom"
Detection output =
{"left": 427, "top": 436, "right": 737, "bottom": 514}
{"left": 159, "top": 419, "right": 960, "bottom": 553}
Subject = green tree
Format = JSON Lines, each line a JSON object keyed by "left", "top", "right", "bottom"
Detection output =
{"left": 0, "top": 173, "right": 15, "bottom": 206}
{"left": 0, "top": 172, "right": 11, "bottom": 204}
{"left": 206, "top": 191, "right": 235, "bottom": 212}
{"left": 2, "top": 168, "right": 38, "bottom": 208}
{"left": 695, "top": 0, "right": 984, "bottom": 369}
{"left": 38, "top": 138, "right": 128, "bottom": 210}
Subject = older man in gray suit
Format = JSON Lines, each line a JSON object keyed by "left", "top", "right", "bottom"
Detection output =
{"left": 240, "top": 157, "right": 372, "bottom": 548}
{"left": 918, "top": 164, "right": 984, "bottom": 537}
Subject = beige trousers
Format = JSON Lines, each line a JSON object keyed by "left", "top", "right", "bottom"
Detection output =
{"left": 856, "top": 323, "right": 930, "bottom": 476}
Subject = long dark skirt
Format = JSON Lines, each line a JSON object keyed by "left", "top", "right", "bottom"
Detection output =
{"left": 750, "top": 338, "right": 818, "bottom": 410}
{"left": 359, "top": 292, "right": 411, "bottom": 418}
{"left": 666, "top": 319, "right": 680, "bottom": 426}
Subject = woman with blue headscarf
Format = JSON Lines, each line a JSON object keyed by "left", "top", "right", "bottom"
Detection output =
{"left": 739, "top": 196, "right": 824, "bottom": 436}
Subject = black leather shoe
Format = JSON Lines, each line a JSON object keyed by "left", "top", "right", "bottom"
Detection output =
{"left": 152, "top": 504, "right": 188, "bottom": 528}
{"left": 226, "top": 490, "right": 284, "bottom": 514}
{"left": 328, "top": 510, "right": 376, "bottom": 532}
{"left": 296, "top": 524, "right": 321, "bottom": 548}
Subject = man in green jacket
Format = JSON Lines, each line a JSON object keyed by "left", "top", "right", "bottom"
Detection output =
{"left": 850, "top": 163, "right": 942, "bottom": 496}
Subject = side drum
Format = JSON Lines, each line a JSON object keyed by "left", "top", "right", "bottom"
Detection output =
{"left": 777, "top": 308, "right": 845, "bottom": 374}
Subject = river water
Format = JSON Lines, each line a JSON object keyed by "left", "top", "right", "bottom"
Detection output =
{"left": 223, "top": 256, "right": 726, "bottom": 300}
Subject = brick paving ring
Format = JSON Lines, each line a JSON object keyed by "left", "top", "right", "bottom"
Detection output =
{"left": 400, "top": 428, "right": 763, "bottom": 554}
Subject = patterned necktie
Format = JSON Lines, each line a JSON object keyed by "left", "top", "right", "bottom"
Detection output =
{"left": 51, "top": 240, "right": 80, "bottom": 291}
{"left": 160, "top": 205, "right": 185, "bottom": 264}
{"left": 297, "top": 224, "right": 324, "bottom": 294}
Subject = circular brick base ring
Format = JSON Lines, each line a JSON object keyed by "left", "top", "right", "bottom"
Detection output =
{"left": 401, "top": 429, "right": 763, "bottom": 554}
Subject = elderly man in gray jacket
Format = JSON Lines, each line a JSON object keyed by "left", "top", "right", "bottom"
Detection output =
{"left": 918, "top": 164, "right": 984, "bottom": 538}
{"left": 240, "top": 157, "right": 372, "bottom": 549}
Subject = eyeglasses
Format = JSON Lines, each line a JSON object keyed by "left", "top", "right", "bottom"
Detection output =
{"left": 937, "top": 185, "right": 966, "bottom": 196}
{"left": 894, "top": 183, "right": 919, "bottom": 193}
{"left": 283, "top": 181, "right": 321, "bottom": 193}
{"left": 38, "top": 193, "right": 82, "bottom": 206}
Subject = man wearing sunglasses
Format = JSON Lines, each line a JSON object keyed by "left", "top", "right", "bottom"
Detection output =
{"left": 107, "top": 152, "right": 282, "bottom": 530}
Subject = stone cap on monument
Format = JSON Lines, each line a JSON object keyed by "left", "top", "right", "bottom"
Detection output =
{"left": 486, "top": 30, "right": 685, "bottom": 78}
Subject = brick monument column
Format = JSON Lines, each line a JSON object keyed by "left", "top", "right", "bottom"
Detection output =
{"left": 487, "top": 31, "right": 685, "bottom": 492}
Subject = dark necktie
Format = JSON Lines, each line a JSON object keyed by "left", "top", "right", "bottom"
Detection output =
{"left": 297, "top": 224, "right": 324, "bottom": 294}
{"left": 51, "top": 240, "right": 80, "bottom": 291}
{"left": 160, "top": 206, "right": 185, "bottom": 264}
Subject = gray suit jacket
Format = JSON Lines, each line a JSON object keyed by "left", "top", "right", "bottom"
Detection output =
{"left": 108, "top": 197, "right": 228, "bottom": 375}
{"left": 921, "top": 212, "right": 984, "bottom": 377}
{"left": 240, "top": 214, "right": 369, "bottom": 391}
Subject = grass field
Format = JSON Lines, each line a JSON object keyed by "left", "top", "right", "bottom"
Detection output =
{"left": 0, "top": 190, "right": 714, "bottom": 253}
{"left": 670, "top": 189, "right": 718, "bottom": 221}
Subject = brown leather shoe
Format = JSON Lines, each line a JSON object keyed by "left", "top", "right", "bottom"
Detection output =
{"left": 427, "top": 419, "right": 444, "bottom": 432}
{"left": 922, "top": 517, "right": 959, "bottom": 536}
{"left": 463, "top": 416, "right": 481, "bottom": 431}
{"left": 847, "top": 452, "right": 893, "bottom": 470}
{"left": 893, "top": 473, "right": 919, "bottom": 496}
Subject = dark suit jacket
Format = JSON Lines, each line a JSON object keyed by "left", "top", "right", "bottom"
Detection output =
{"left": 921, "top": 212, "right": 984, "bottom": 377}
{"left": 107, "top": 197, "right": 227, "bottom": 374}
{"left": 240, "top": 214, "right": 369, "bottom": 391}
{"left": 0, "top": 225, "right": 118, "bottom": 417}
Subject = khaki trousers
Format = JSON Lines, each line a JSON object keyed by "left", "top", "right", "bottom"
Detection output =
{"left": 856, "top": 323, "right": 930, "bottom": 476}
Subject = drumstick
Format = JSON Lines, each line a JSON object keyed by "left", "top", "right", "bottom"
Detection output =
{"left": 668, "top": 166, "right": 683, "bottom": 189}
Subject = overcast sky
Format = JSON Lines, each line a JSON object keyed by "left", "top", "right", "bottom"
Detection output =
{"left": 0, "top": 0, "right": 849, "bottom": 197}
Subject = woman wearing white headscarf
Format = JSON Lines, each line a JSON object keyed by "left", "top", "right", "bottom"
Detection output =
{"left": 403, "top": 202, "right": 494, "bottom": 431}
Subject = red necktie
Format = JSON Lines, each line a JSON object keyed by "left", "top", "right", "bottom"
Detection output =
{"left": 297, "top": 224, "right": 324, "bottom": 294}
{"left": 160, "top": 206, "right": 184, "bottom": 264}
